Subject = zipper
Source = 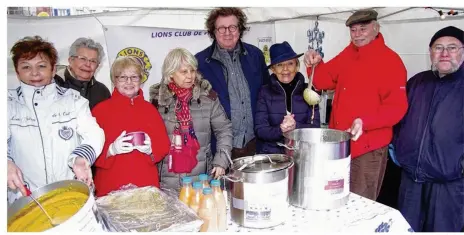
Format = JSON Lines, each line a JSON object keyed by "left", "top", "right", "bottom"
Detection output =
{"left": 276, "top": 80, "right": 300, "bottom": 114}
{"left": 32, "top": 90, "right": 49, "bottom": 184}
{"left": 414, "top": 84, "right": 439, "bottom": 182}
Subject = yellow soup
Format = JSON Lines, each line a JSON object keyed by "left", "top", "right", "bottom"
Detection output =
{"left": 7, "top": 188, "right": 88, "bottom": 232}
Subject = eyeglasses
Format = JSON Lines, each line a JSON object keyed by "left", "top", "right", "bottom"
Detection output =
{"left": 72, "top": 55, "right": 99, "bottom": 66}
{"left": 115, "top": 75, "right": 141, "bottom": 83}
{"left": 431, "top": 45, "right": 464, "bottom": 54}
{"left": 274, "top": 61, "right": 297, "bottom": 72}
{"left": 216, "top": 25, "right": 238, "bottom": 34}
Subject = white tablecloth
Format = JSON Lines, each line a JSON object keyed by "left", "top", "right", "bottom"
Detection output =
{"left": 225, "top": 193, "right": 413, "bottom": 233}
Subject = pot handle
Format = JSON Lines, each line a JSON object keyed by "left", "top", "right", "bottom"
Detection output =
{"left": 220, "top": 174, "right": 243, "bottom": 183}
{"left": 276, "top": 142, "right": 297, "bottom": 150}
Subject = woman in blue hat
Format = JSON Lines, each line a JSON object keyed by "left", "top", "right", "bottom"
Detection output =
{"left": 255, "top": 41, "right": 320, "bottom": 154}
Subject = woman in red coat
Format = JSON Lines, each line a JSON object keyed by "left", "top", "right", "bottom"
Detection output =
{"left": 92, "top": 56, "right": 170, "bottom": 197}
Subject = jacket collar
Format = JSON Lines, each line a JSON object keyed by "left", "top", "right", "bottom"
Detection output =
{"left": 205, "top": 39, "right": 248, "bottom": 63}
{"left": 9, "top": 80, "right": 68, "bottom": 104}
{"left": 57, "top": 66, "right": 96, "bottom": 88}
{"left": 270, "top": 72, "right": 306, "bottom": 94}
{"left": 434, "top": 63, "right": 464, "bottom": 81}
{"left": 348, "top": 33, "right": 386, "bottom": 57}
{"left": 111, "top": 88, "right": 145, "bottom": 106}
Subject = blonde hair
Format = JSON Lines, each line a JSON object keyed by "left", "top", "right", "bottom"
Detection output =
{"left": 110, "top": 56, "right": 144, "bottom": 83}
{"left": 161, "top": 48, "right": 203, "bottom": 85}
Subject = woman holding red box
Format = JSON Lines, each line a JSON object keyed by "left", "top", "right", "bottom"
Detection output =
{"left": 92, "top": 56, "right": 170, "bottom": 197}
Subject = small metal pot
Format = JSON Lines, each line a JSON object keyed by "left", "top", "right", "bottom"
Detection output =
{"left": 224, "top": 154, "right": 294, "bottom": 228}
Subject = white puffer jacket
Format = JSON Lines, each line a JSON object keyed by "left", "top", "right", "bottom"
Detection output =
{"left": 7, "top": 81, "right": 105, "bottom": 204}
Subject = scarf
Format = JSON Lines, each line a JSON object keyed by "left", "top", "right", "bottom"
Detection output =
{"left": 167, "top": 82, "right": 201, "bottom": 173}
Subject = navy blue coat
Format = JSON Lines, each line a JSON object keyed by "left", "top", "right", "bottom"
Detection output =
{"left": 392, "top": 65, "right": 464, "bottom": 232}
{"left": 255, "top": 72, "right": 320, "bottom": 154}
{"left": 195, "top": 40, "right": 270, "bottom": 120}
{"left": 195, "top": 40, "right": 270, "bottom": 154}
{"left": 393, "top": 65, "right": 464, "bottom": 182}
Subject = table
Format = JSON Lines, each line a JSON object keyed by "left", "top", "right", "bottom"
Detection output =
{"left": 225, "top": 193, "right": 413, "bottom": 233}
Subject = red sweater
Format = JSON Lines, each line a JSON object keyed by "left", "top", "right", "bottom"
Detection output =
{"left": 307, "top": 33, "right": 408, "bottom": 158}
{"left": 91, "top": 89, "right": 170, "bottom": 197}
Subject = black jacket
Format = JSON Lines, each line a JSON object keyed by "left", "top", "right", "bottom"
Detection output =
{"left": 54, "top": 67, "right": 111, "bottom": 110}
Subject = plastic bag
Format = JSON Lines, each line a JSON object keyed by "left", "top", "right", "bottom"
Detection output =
{"left": 95, "top": 184, "right": 203, "bottom": 232}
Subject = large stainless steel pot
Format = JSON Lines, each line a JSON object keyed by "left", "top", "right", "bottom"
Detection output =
{"left": 7, "top": 180, "right": 104, "bottom": 232}
{"left": 225, "top": 154, "right": 294, "bottom": 228}
{"left": 281, "top": 128, "right": 351, "bottom": 210}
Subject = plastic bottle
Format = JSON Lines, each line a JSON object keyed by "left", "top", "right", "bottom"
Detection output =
{"left": 198, "top": 188, "right": 218, "bottom": 232}
{"left": 199, "top": 174, "right": 210, "bottom": 188}
{"left": 189, "top": 181, "right": 203, "bottom": 214}
{"left": 211, "top": 179, "right": 227, "bottom": 232}
{"left": 179, "top": 176, "right": 194, "bottom": 206}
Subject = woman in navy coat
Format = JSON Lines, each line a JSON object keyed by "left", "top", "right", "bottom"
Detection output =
{"left": 255, "top": 41, "right": 320, "bottom": 154}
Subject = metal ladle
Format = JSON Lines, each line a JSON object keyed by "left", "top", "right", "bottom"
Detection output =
{"left": 303, "top": 64, "right": 321, "bottom": 106}
{"left": 25, "top": 186, "right": 60, "bottom": 227}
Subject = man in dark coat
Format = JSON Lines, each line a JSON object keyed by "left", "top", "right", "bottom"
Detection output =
{"left": 393, "top": 26, "right": 464, "bottom": 232}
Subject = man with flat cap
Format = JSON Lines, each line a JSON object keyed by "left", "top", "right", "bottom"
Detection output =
{"left": 303, "top": 9, "right": 408, "bottom": 201}
{"left": 392, "top": 26, "right": 464, "bottom": 232}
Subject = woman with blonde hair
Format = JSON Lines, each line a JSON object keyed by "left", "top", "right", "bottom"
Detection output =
{"left": 150, "top": 48, "right": 232, "bottom": 190}
{"left": 92, "top": 56, "right": 170, "bottom": 197}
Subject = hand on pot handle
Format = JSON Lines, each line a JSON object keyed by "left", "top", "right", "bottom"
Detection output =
{"left": 211, "top": 166, "right": 225, "bottom": 179}
{"left": 346, "top": 118, "right": 363, "bottom": 141}
{"left": 7, "top": 160, "right": 27, "bottom": 196}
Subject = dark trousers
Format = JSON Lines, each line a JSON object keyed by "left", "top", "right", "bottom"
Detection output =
{"left": 398, "top": 172, "right": 464, "bottom": 232}
{"left": 231, "top": 138, "right": 256, "bottom": 160}
{"left": 350, "top": 146, "right": 388, "bottom": 200}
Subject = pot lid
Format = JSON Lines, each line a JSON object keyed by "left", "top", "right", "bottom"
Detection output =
{"left": 232, "top": 154, "right": 293, "bottom": 173}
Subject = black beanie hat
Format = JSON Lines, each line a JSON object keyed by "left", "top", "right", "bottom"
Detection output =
{"left": 429, "top": 26, "right": 464, "bottom": 47}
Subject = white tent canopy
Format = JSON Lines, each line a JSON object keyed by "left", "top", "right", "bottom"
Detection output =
{"left": 8, "top": 7, "right": 464, "bottom": 29}
{"left": 7, "top": 6, "right": 464, "bottom": 92}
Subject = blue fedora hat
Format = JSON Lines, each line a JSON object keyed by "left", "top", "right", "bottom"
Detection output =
{"left": 268, "top": 41, "right": 303, "bottom": 68}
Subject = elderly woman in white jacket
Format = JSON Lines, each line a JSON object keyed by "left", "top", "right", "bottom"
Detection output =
{"left": 7, "top": 36, "right": 105, "bottom": 204}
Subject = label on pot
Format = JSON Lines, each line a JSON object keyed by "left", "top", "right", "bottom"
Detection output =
{"left": 303, "top": 156, "right": 350, "bottom": 200}
{"left": 233, "top": 179, "right": 288, "bottom": 227}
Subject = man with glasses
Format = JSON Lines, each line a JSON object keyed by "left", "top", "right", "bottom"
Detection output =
{"left": 303, "top": 9, "right": 408, "bottom": 201}
{"left": 55, "top": 37, "right": 111, "bottom": 110}
{"left": 392, "top": 26, "right": 464, "bottom": 232}
{"left": 196, "top": 7, "right": 270, "bottom": 159}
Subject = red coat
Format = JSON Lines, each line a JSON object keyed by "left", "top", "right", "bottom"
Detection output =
{"left": 308, "top": 33, "right": 408, "bottom": 158}
{"left": 91, "top": 89, "right": 170, "bottom": 197}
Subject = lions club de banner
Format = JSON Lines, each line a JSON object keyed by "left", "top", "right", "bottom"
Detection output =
{"left": 104, "top": 24, "right": 274, "bottom": 101}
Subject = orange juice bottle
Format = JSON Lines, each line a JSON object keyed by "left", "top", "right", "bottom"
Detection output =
{"left": 199, "top": 174, "right": 210, "bottom": 188}
{"left": 198, "top": 188, "right": 218, "bottom": 232}
{"left": 211, "top": 179, "right": 227, "bottom": 232}
{"left": 179, "top": 176, "right": 193, "bottom": 205}
{"left": 189, "top": 181, "right": 203, "bottom": 214}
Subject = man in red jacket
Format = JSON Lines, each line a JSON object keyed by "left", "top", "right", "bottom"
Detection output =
{"left": 304, "top": 9, "right": 408, "bottom": 200}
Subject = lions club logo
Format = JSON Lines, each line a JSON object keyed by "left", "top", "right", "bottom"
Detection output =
{"left": 117, "top": 47, "right": 152, "bottom": 83}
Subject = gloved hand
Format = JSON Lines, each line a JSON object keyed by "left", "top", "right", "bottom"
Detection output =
{"left": 108, "top": 131, "right": 134, "bottom": 157}
{"left": 134, "top": 133, "right": 152, "bottom": 155}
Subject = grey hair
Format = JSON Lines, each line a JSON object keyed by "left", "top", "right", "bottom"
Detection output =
{"left": 69, "top": 37, "right": 105, "bottom": 63}
{"left": 161, "top": 48, "right": 203, "bottom": 85}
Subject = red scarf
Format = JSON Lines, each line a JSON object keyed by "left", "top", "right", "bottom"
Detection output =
{"left": 167, "top": 82, "right": 201, "bottom": 173}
